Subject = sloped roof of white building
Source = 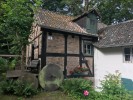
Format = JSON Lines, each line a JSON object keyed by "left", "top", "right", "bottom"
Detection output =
{"left": 95, "top": 20, "right": 133, "bottom": 48}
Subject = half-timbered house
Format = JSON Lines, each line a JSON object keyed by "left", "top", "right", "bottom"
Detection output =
{"left": 26, "top": 9, "right": 100, "bottom": 78}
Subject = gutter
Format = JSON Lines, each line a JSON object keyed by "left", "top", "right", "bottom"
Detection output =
{"left": 94, "top": 44, "right": 133, "bottom": 48}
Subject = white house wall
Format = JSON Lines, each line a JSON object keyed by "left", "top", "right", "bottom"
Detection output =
{"left": 94, "top": 47, "right": 133, "bottom": 90}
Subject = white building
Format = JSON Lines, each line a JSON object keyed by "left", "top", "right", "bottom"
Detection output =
{"left": 94, "top": 20, "right": 133, "bottom": 90}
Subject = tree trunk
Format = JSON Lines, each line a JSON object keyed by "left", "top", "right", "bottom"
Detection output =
{"left": 21, "top": 46, "right": 25, "bottom": 72}
{"left": 84, "top": 0, "right": 89, "bottom": 12}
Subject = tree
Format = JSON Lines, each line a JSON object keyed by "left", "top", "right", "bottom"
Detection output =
{"left": 42, "top": 0, "right": 83, "bottom": 16}
{"left": 89, "top": 0, "right": 133, "bottom": 24}
{"left": 0, "top": 0, "right": 41, "bottom": 70}
{"left": 42, "top": 0, "right": 64, "bottom": 12}
{"left": 60, "top": 0, "right": 83, "bottom": 16}
{"left": 42, "top": 0, "right": 133, "bottom": 24}
{"left": 0, "top": 0, "right": 9, "bottom": 54}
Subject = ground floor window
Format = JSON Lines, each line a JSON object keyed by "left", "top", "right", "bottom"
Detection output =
{"left": 83, "top": 41, "right": 93, "bottom": 55}
{"left": 124, "top": 47, "right": 133, "bottom": 62}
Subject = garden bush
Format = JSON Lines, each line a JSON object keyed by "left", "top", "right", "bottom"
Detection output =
{"left": 0, "top": 79, "right": 15, "bottom": 94}
{"left": 0, "top": 79, "right": 38, "bottom": 97}
{"left": 61, "top": 73, "right": 133, "bottom": 100}
{"left": 0, "top": 57, "right": 19, "bottom": 81}
{"left": 13, "top": 80, "right": 37, "bottom": 97}
{"left": 0, "top": 57, "right": 8, "bottom": 73}
{"left": 99, "top": 72, "right": 133, "bottom": 100}
{"left": 61, "top": 78, "right": 101, "bottom": 100}
{"left": 100, "top": 72, "right": 123, "bottom": 95}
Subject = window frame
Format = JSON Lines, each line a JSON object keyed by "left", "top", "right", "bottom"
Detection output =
{"left": 123, "top": 47, "right": 133, "bottom": 63}
{"left": 82, "top": 41, "right": 93, "bottom": 56}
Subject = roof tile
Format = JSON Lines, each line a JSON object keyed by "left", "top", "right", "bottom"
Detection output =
{"left": 95, "top": 20, "right": 133, "bottom": 48}
{"left": 35, "top": 9, "right": 97, "bottom": 37}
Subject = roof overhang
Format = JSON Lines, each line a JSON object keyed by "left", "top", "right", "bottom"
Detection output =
{"left": 39, "top": 24, "right": 98, "bottom": 38}
{"left": 94, "top": 43, "right": 133, "bottom": 48}
{"left": 73, "top": 9, "right": 101, "bottom": 22}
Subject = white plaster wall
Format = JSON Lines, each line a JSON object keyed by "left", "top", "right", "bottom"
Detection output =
{"left": 94, "top": 47, "right": 133, "bottom": 90}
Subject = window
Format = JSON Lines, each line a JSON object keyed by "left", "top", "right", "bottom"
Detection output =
{"left": 48, "top": 33, "right": 53, "bottom": 40}
{"left": 90, "top": 19, "right": 95, "bottom": 25}
{"left": 86, "top": 14, "right": 97, "bottom": 34}
{"left": 123, "top": 47, "right": 133, "bottom": 62}
{"left": 83, "top": 41, "right": 93, "bottom": 55}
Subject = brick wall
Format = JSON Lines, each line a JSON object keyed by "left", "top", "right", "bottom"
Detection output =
{"left": 46, "top": 33, "right": 80, "bottom": 54}
{"left": 82, "top": 57, "right": 93, "bottom": 72}
{"left": 67, "top": 35, "right": 79, "bottom": 54}
{"left": 47, "top": 33, "right": 65, "bottom": 53}
{"left": 26, "top": 23, "right": 42, "bottom": 64}
{"left": 26, "top": 26, "right": 94, "bottom": 78}
{"left": 34, "top": 38, "right": 38, "bottom": 59}
{"left": 67, "top": 57, "right": 79, "bottom": 75}
{"left": 38, "top": 35, "right": 42, "bottom": 55}
{"left": 46, "top": 57, "right": 64, "bottom": 71}
{"left": 33, "top": 33, "right": 42, "bottom": 59}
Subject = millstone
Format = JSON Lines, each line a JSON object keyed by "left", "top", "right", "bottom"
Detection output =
{"left": 18, "top": 72, "right": 38, "bottom": 89}
{"left": 39, "top": 63, "right": 63, "bottom": 91}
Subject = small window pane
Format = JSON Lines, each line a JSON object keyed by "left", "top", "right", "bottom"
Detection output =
{"left": 83, "top": 41, "right": 93, "bottom": 55}
{"left": 90, "top": 20, "right": 95, "bottom": 25}
{"left": 124, "top": 48, "right": 130, "bottom": 54}
{"left": 83, "top": 44, "right": 86, "bottom": 53}
{"left": 87, "top": 49, "right": 91, "bottom": 54}
{"left": 124, "top": 48, "right": 131, "bottom": 62}
{"left": 125, "top": 55, "right": 130, "bottom": 61}
{"left": 87, "top": 45, "right": 91, "bottom": 50}
{"left": 87, "top": 45, "right": 91, "bottom": 54}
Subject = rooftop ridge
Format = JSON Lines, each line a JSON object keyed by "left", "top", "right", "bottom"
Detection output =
{"left": 98, "top": 19, "right": 133, "bottom": 31}
{"left": 39, "top": 9, "right": 75, "bottom": 20}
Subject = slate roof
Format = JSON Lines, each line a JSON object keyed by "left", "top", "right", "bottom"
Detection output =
{"left": 95, "top": 20, "right": 133, "bottom": 48}
{"left": 35, "top": 9, "right": 98, "bottom": 37}
{"left": 97, "top": 22, "right": 107, "bottom": 30}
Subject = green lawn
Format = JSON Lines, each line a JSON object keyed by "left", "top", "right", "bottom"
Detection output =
{"left": 0, "top": 91, "right": 74, "bottom": 100}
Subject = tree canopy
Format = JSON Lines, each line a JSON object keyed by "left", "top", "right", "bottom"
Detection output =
{"left": 42, "top": 0, "right": 83, "bottom": 16}
{"left": 42, "top": 0, "right": 133, "bottom": 25}
{"left": 90, "top": 0, "right": 133, "bottom": 25}
{"left": 0, "top": 0, "right": 133, "bottom": 55}
{"left": 0, "top": 0, "right": 41, "bottom": 54}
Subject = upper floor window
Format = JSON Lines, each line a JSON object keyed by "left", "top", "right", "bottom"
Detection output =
{"left": 86, "top": 17, "right": 97, "bottom": 34}
{"left": 90, "top": 19, "right": 95, "bottom": 26}
{"left": 83, "top": 41, "right": 93, "bottom": 55}
{"left": 123, "top": 47, "right": 133, "bottom": 62}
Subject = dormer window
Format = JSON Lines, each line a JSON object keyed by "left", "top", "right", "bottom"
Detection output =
{"left": 90, "top": 19, "right": 95, "bottom": 26}
{"left": 86, "top": 14, "right": 97, "bottom": 34}
{"left": 72, "top": 9, "right": 100, "bottom": 35}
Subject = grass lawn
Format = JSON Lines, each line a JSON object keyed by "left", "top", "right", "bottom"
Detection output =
{"left": 0, "top": 91, "right": 74, "bottom": 100}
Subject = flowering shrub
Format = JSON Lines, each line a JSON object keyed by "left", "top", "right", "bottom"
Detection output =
{"left": 61, "top": 72, "right": 133, "bottom": 100}
{"left": 99, "top": 71, "right": 133, "bottom": 99}
{"left": 69, "top": 66, "right": 89, "bottom": 75}
{"left": 60, "top": 78, "right": 98, "bottom": 100}
{"left": 84, "top": 90, "right": 89, "bottom": 96}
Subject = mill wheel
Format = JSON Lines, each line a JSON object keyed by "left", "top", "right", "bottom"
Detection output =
{"left": 39, "top": 63, "right": 63, "bottom": 91}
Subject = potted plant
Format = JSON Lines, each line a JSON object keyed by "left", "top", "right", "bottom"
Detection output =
{"left": 69, "top": 66, "right": 89, "bottom": 76}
